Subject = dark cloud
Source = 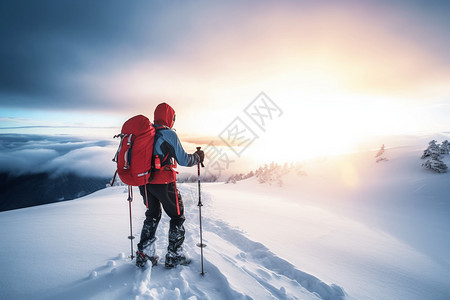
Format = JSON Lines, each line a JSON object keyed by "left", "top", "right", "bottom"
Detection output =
{"left": 0, "top": 134, "right": 116, "bottom": 177}
{"left": 1, "top": 0, "right": 450, "bottom": 112}
{"left": 0, "top": 0, "right": 176, "bottom": 110}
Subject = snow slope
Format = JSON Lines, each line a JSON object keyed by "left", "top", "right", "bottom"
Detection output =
{"left": 1, "top": 137, "right": 449, "bottom": 299}
{"left": 0, "top": 185, "right": 344, "bottom": 300}
{"left": 202, "top": 141, "right": 450, "bottom": 299}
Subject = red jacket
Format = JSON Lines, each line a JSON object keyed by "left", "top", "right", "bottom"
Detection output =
{"left": 149, "top": 103, "right": 200, "bottom": 184}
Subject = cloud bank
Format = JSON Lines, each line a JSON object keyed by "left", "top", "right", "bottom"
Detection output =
{"left": 0, "top": 134, "right": 116, "bottom": 178}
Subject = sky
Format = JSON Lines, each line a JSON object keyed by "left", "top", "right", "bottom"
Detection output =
{"left": 1, "top": 0, "right": 450, "bottom": 175}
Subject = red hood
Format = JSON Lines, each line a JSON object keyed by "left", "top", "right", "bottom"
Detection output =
{"left": 154, "top": 103, "right": 175, "bottom": 128}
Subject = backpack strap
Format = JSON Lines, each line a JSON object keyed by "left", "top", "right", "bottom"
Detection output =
{"left": 153, "top": 125, "right": 172, "bottom": 165}
{"left": 112, "top": 133, "right": 126, "bottom": 163}
{"left": 112, "top": 133, "right": 134, "bottom": 169}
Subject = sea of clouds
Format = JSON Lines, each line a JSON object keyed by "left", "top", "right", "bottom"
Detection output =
{"left": 0, "top": 134, "right": 117, "bottom": 178}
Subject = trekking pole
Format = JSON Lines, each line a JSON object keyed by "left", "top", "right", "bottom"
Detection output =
{"left": 196, "top": 147, "right": 206, "bottom": 276}
{"left": 127, "top": 185, "right": 135, "bottom": 260}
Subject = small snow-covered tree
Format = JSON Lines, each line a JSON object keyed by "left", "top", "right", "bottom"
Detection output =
{"left": 295, "top": 162, "right": 307, "bottom": 176}
{"left": 225, "top": 173, "right": 245, "bottom": 184}
{"left": 254, "top": 162, "right": 284, "bottom": 186}
{"left": 375, "top": 144, "right": 385, "bottom": 157}
{"left": 226, "top": 161, "right": 307, "bottom": 186}
{"left": 375, "top": 144, "right": 388, "bottom": 162}
{"left": 440, "top": 140, "right": 449, "bottom": 155}
{"left": 422, "top": 154, "right": 448, "bottom": 173}
{"left": 421, "top": 140, "right": 439, "bottom": 159}
{"left": 257, "top": 164, "right": 269, "bottom": 183}
{"left": 422, "top": 140, "right": 447, "bottom": 173}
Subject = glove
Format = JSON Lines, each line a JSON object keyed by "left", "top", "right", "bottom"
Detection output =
{"left": 195, "top": 149, "right": 205, "bottom": 164}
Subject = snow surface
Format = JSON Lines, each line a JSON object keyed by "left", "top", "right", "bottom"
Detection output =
{"left": 1, "top": 138, "right": 450, "bottom": 299}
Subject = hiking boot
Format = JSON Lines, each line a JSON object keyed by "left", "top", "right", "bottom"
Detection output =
{"left": 164, "top": 251, "right": 191, "bottom": 269}
{"left": 137, "top": 217, "right": 159, "bottom": 250}
{"left": 136, "top": 251, "right": 159, "bottom": 268}
{"left": 167, "top": 225, "right": 185, "bottom": 253}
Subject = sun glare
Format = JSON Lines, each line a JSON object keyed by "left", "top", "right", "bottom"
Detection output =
{"left": 243, "top": 88, "right": 426, "bottom": 165}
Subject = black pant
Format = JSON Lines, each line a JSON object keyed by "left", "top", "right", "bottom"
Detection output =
{"left": 137, "top": 182, "right": 185, "bottom": 251}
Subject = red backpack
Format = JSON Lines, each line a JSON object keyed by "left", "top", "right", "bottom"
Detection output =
{"left": 112, "top": 115, "right": 155, "bottom": 186}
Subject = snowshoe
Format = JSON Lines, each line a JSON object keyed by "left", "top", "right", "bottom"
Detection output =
{"left": 136, "top": 237, "right": 158, "bottom": 268}
{"left": 164, "top": 251, "right": 191, "bottom": 269}
{"left": 136, "top": 250, "right": 159, "bottom": 268}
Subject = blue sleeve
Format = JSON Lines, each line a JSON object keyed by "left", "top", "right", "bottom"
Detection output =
{"left": 159, "top": 130, "right": 200, "bottom": 167}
